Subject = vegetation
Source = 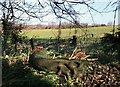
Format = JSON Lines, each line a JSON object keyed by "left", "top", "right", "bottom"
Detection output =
{"left": 22, "top": 26, "right": 118, "bottom": 39}
{"left": 1, "top": 0, "right": 120, "bottom": 87}
{"left": 2, "top": 26, "right": 120, "bottom": 87}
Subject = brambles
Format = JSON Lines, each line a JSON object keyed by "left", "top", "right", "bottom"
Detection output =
{"left": 100, "top": 27, "right": 120, "bottom": 62}
{"left": 2, "top": 56, "right": 120, "bottom": 87}
{"left": 27, "top": 46, "right": 120, "bottom": 86}
{"left": 2, "top": 30, "right": 120, "bottom": 87}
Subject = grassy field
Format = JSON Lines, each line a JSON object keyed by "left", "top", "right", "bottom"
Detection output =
{"left": 21, "top": 26, "right": 118, "bottom": 39}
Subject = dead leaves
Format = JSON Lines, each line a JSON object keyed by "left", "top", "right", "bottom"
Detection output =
{"left": 30, "top": 46, "right": 44, "bottom": 54}
{"left": 77, "top": 62, "right": 120, "bottom": 86}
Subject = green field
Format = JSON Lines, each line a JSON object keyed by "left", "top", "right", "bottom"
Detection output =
{"left": 21, "top": 26, "right": 118, "bottom": 39}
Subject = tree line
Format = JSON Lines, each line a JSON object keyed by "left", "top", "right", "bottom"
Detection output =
{"left": 23, "top": 22, "right": 109, "bottom": 30}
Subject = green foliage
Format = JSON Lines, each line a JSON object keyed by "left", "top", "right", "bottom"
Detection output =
{"left": 2, "top": 55, "right": 120, "bottom": 87}
{"left": 2, "top": 60, "right": 56, "bottom": 87}
{"left": 2, "top": 19, "right": 23, "bottom": 56}
{"left": 2, "top": 26, "right": 120, "bottom": 87}
{"left": 99, "top": 28, "right": 120, "bottom": 63}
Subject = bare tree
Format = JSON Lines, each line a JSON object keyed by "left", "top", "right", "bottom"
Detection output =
{"left": 0, "top": 0, "right": 48, "bottom": 55}
{"left": 0, "top": 0, "right": 119, "bottom": 55}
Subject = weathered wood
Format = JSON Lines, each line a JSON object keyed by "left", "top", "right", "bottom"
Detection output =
{"left": 28, "top": 53, "right": 86, "bottom": 80}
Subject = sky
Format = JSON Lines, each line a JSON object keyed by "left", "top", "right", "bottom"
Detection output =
{"left": 78, "top": 2, "right": 118, "bottom": 25}
{"left": 0, "top": 0, "right": 119, "bottom": 25}
{"left": 26, "top": 0, "right": 119, "bottom": 25}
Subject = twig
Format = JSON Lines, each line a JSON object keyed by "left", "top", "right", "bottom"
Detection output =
{"left": 69, "top": 46, "right": 78, "bottom": 59}
{"left": 52, "top": 54, "right": 56, "bottom": 59}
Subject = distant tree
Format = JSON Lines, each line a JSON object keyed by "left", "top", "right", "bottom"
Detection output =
{"left": 101, "top": 24, "right": 106, "bottom": 26}
{"left": 107, "top": 21, "right": 113, "bottom": 26}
